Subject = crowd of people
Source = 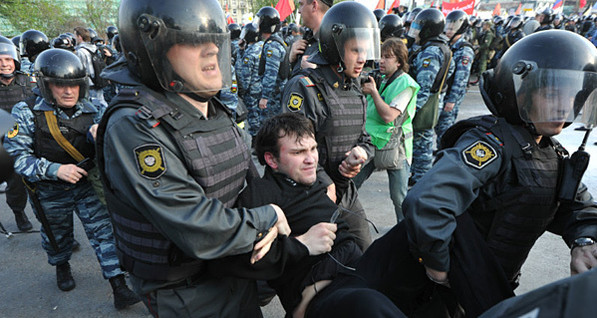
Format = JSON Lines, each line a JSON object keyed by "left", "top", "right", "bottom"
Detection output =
{"left": 1, "top": 0, "right": 597, "bottom": 317}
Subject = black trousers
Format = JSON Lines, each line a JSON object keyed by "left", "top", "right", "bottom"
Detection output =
{"left": 5, "top": 170, "right": 27, "bottom": 213}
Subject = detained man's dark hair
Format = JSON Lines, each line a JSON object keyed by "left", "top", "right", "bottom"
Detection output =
{"left": 255, "top": 113, "right": 315, "bottom": 165}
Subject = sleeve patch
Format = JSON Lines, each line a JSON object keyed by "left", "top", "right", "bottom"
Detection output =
{"left": 422, "top": 59, "right": 431, "bottom": 68}
{"left": 462, "top": 141, "right": 497, "bottom": 169}
{"left": 462, "top": 57, "right": 471, "bottom": 66}
{"left": 134, "top": 144, "right": 167, "bottom": 179}
{"left": 287, "top": 93, "right": 304, "bottom": 112}
{"left": 266, "top": 49, "right": 273, "bottom": 57}
{"left": 7, "top": 123, "right": 18, "bottom": 139}
{"left": 299, "top": 76, "right": 315, "bottom": 87}
{"left": 243, "top": 57, "right": 249, "bottom": 64}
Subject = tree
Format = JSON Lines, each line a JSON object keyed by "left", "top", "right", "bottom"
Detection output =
{"left": 81, "top": 0, "right": 118, "bottom": 40}
{"left": 0, "top": 0, "right": 77, "bottom": 37}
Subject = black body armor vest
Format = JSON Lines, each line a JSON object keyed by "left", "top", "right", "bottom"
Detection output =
{"left": 0, "top": 74, "right": 34, "bottom": 112}
{"left": 96, "top": 88, "right": 250, "bottom": 281}
{"left": 303, "top": 68, "right": 367, "bottom": 176}
{"left": 26, "top": 97, "right": 95, "bottom": 165}
{"left": 442, "top": 115, "right": 566, "bottom": 281}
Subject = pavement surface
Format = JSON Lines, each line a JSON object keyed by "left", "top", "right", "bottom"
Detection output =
{"left": 1, "top": 87, "right": 596, "bottom": 317}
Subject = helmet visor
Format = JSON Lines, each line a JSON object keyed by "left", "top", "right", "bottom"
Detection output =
{"left": 335, "top": 28, "right": 381, "bottom": 62}
{"left": 141, "top": 28, "right": 232, "bottom": 94}
{"left": 0, "top": 43, "right": 19, "bottom": 62}
{"left": 513, "top": 68, "right": 597, "bottom": 126}
{"left": 444, "top": 21, "right": 462, "bottom": 38}
{"left": 407, "top": 22, "right": 421, "bottom": 40}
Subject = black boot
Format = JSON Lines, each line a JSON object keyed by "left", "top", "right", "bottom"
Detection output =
{"left": 56, "top": 262, "right": 76, "bottom": 291}
{"left": 109, "top": 275, "right": 141, "bottom": 309}
{"left": 14, "top": 210, "right": 32, "bottom": 232}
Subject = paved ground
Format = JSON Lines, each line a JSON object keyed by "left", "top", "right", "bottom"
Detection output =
{"left": 1, "top": 87, "right": 595, "bottom": 317}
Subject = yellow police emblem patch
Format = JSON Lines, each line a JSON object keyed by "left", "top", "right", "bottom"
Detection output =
{"left": 287, "top": 93, "right": 304, "bottom": 112}
{"left": 7, "top": 123, "right": 18, "bottom": 139}
{"left": 317, "top": 93, "right": 324, "bottom": 101}
{"left": 462, "top": 141, "right": 497, "bottom": 169}
{"left": 134, "top": 144, "right": 166, "bottom": 179}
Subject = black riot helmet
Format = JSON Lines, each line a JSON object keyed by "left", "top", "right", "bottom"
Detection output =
{"left": 288, "top": 23, "right": 299, "bottom": 34}
{"left": 373, "top": 9, "right": 387, "bottom": 22}
{"left": 0, "top": 35, "right": 20, "bottom": 71}
{"left": 404, "top": 8, "right": 423, "bottom": 27}
{"left": 112, "top": 34, "right": 122, "bottom": 53}
{"left": 318, "top": 1, "right": 380, "bottom": 65}
{"left": 508, "top": 16, "right": 523, "bottom": 30}
{"left": 539, "top": 8, "right": 555, "bottom": 25}
{"left": 87, "top": 28, "right": 99, "bottom": 39}
{"left": 106, "top": 26, "right": 118, "bottom": 40}
{"left": 256, "top": 7, "right": 281, "bottom": 34}
{"left": 228, "top": 23, "right": 241, "bottom": 40}
{"left": 34, "top": 49, "right": 88, "bottom": 105}
{"left": 240, "top": 23, "right": 260, "bottom": 44}
{"left": 445, "top": 10, "right": 470, "bottom": 39}
{"left": 11, "top": 35, "right": 20, "bottom": 56}
{"left": 19, "top": 30, "right": 50, "bottom": 62}
{"left": 407, "top": 8, "right": 445, "bottom": 44}
{"left": 481, "top": 30, "right": 597, "bottom": 128}
{"left": 379, "top": 14, "right": 405, "bottom": 41}
{"left": 119, "top": 0, "right": 232, "bottom": 94}
{"left": 51, "top": 35, "right": 75, "bottom": 52}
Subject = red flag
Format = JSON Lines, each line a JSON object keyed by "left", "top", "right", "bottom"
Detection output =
{"left": 430, "top": 1, "right": 435, "bottom": 8}
{"left": 375, "top": 0, "right": 386, "bottom": 10}
{"left": 274, "top": 0, "right": 296, "bottom": 21}
{"left": 441, "top": 0, "right": 476, "bottom": 15}
{"left": 580, "top": 0, "right": 587, "bottom": 8}
{"left": 515, "top": 3, "right": 522, "bottom": 15}
{"left": 225, "top": 4, "right": 234, "bottom": 24}
{"left": 387, "top": 0, "right": 400, "bottom": 14}
{"left": 493, "top": 2, "right": 501, "bottom": 16}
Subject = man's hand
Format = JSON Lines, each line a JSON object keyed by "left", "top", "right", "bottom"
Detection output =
{"left": 289, "top": 39, "right": 308, "bottom": 63}
{"left": 326, "top": 183, "right": 337, "bottom": 203}
{"left": 293, "top": 280, "right": 333, "bottom": 318}
{"left": 443, "top": 102, "right": 455, "bottom": 112}
{"left": 570, "top": 244, "right": 597, "bottom": 275}
{"left": 251, "top": 204, "right": 291, "bottom": 264}
{"left": 259, "top": 98, "right": 268, "bottom": 109}
{"left": 425, "top": 265, "right": 450, "bottom": 287}
{"left": 300, "top": 55, "right": 316, "bottom": 70}
{"left": 88, "top": 124, "right": 98, "bottom": 141}
{"left": 295, "top": 222, "right": 337, "bottom": 256}
{"left": 339, "top": 146, "right": 367, "bottom": 178}
{"left": 361, "top": 76, "right": 377, "bottom": 95}
{"left": 56, "top": 164, "right": 88, "bottom": 184}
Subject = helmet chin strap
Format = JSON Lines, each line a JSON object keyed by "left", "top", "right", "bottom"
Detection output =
{"left": 185, "top": 92, "right": 212, "bottom": 103}
{"left": 0, "top": 73, "right": 15, "bottom": 79}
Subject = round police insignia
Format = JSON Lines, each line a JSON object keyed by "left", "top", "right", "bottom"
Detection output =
{"left": 462, "top": 57, "right": 470, "bottom": 66}
{"left": 462, "top": 141, "right": 497, "bottom": 169}
{"left": 7, "top": 123, "right": 18, "bottom": 139}
{"left": 134, "top": 144, "right": 166, "bottom": 179}
{"left": 287, "top": 93, "right": 304, "bottom": 112}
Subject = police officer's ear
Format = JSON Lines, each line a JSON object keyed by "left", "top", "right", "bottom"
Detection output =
{"left": 264, "top": 152, "right": 279, "bottom": 170}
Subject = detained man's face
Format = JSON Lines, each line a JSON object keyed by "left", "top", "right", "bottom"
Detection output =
{"left": 166, "top": 42, "right": 223, "bottom": 97}
{"left": 49, "top": 82, "right": 79, "bottom": 108}
{"left": 342, "top": 38, "right": 368, "bottom": 79}
{"left": 269, "top": 133, "right": 318, "bottom": 185}
{"left": 379, "top": 51, "right": 399, "bottom": 76}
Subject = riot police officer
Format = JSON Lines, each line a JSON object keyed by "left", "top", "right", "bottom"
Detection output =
{"left": 3, "top": 48, "right": 140, "bottom": 309}
{"left": 436, "top": 10, "right": 474, "bottom": 143}
{"left": 256, "top": 7, "right": 288, "bottom": 123}
{"left": 0, "top": 35, "right": 33, "bottom": 232}
{"left": 379, "top": 14, "right": 406, "bottom": 43}
{"left": 282, "top": 1, "right": 380, "bottom": 251}
{"left": 535, "top": 8, "right": 555, "bottom": 32}
{"left": 19, "top": 29, "right": 50, "bottom": 74}
{"left": 96, "top": 0, "right": 291, "bottom": 316}
{"left": 236, "top": 23, "right": 264, "bottom": 137}
{"left": 397, "top": 30, "right": 597, "bottom": 317}
{"left": 228, "top": 23, "right": 241, "bottom": 66}
{"left": 406, "top": 8, "right": 454, "bottom": 184}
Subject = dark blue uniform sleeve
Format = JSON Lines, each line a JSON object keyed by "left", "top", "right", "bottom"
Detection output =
{"left": 404, "top": 128, "right": 504, "bottom": 271}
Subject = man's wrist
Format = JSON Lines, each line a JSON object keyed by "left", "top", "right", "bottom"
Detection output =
{"left": 571, "top": 237, "right": 595, "bottom": 250}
